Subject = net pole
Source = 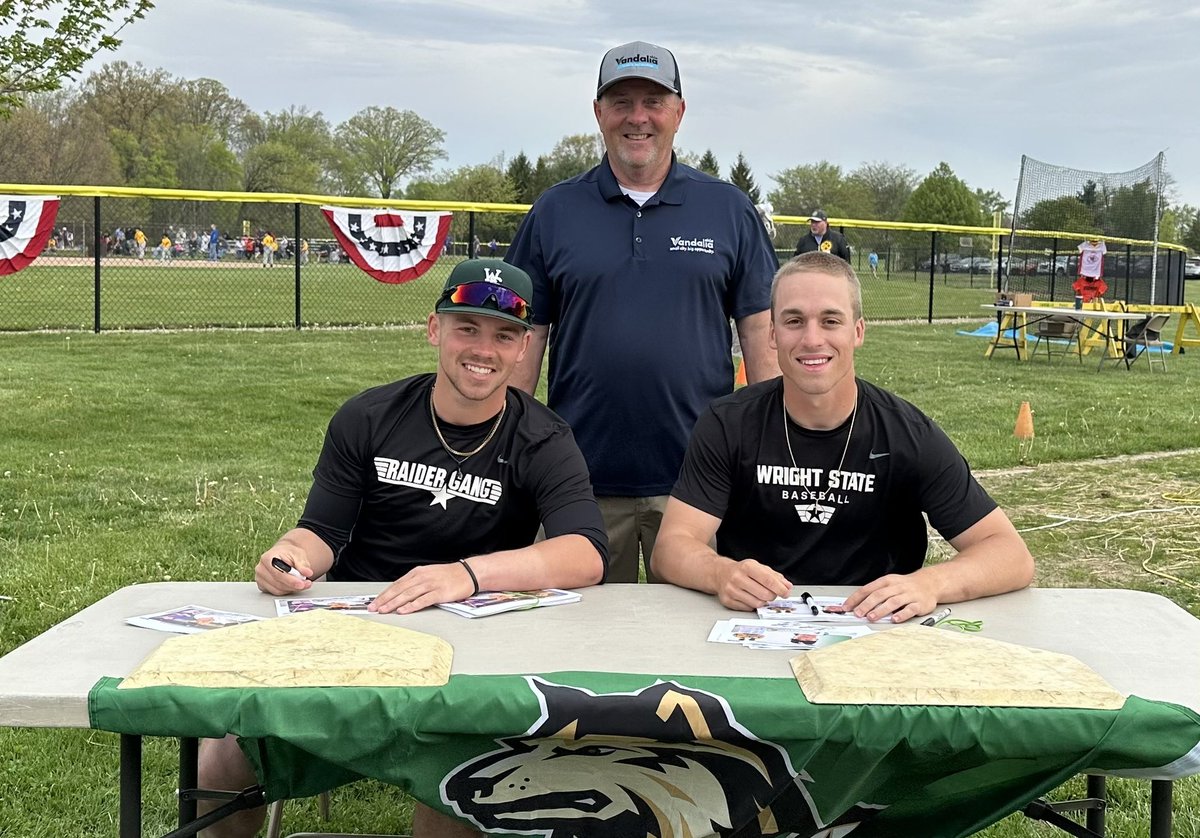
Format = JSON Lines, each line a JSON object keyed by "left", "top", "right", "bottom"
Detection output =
{"left": 1149, "top": 151, "right": 1164, "bottom": 303}
{"left": 1005, "top": 155, "right": 1028, "bottom": 294}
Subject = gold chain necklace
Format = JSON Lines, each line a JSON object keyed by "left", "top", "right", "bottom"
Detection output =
{"left": 783, "top": 391, "right": 857, "bottom": 479}
{"left": 429, "top": 384, "right": 507, "bottom": 467}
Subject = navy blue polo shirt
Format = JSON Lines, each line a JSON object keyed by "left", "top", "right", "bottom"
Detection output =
{"left": 507, "top": 156, "right": 777, "bottom": 497}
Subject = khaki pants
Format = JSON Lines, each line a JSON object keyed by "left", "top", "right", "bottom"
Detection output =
{"left": 596, "top": 495, "right": 669, "bottom": 583}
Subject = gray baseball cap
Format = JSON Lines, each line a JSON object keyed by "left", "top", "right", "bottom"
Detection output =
{"left": 596, "top": 41, "right": 682, "bottom": 98}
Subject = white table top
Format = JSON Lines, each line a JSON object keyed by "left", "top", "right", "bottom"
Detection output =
{"left": 2, "top": 583, "right": 1198, "bottom": 728}
{"left": 981, "top": 304, "right": 1148, "bottom": 320}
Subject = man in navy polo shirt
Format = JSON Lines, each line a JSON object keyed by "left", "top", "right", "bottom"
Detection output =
{"left": 507, "top": 40, "right": 779, "bottom": 585}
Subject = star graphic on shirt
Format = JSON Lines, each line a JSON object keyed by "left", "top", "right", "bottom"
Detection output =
{"left": 414, "top": 219, "right": 424, "bottom": 232}
{"left": 429, "top": 485, "right": 453, "bottom": 509}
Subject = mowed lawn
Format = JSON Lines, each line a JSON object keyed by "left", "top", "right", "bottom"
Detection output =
{"left": 1, "top": 320, "right": 1198, "bottom": 836}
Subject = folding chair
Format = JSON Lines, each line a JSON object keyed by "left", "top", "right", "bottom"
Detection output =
{"left": 1122, "top": 313, "right": 1170, "bottom": 371}
{"left": 265, "top": 791, "right": 331, "bottom": 838}
{"left": 1029, "top": 315, "right": 1083, "bottom": 364}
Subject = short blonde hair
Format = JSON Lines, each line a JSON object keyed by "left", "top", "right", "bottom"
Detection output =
{"left": 770, "top": 252, "right": 863, "bottom": 321}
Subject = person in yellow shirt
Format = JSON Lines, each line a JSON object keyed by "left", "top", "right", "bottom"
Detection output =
{"left": 157, "top": 234, "right": 172, "bottom": 263}
{"left": 299, "top": 238, "right": 309, "bottom": 265}
{"left": 133, "top": 229, "right": 147, "bottom": 260}
{"left": 261, "top": 232, "right": 277, "bottom": 268}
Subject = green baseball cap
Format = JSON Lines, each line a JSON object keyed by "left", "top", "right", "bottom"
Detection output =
{"left": 435, "top": 259, "right": 534, "bottom": 329}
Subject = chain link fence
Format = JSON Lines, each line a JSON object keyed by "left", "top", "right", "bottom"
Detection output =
{"left": 0, "top": 189, "right": 1187, "bottom": 331}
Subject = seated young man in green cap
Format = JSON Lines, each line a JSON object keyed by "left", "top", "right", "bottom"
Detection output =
{"left": 199, "top": 258, "right": 608, "bottom": 838}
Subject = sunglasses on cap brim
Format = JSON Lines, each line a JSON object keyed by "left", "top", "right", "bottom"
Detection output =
{"left": 440, "top": 282, "right": 531, "bottom": 323}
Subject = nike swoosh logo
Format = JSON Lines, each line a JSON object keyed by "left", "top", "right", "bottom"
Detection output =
{"left": 868, "top": 451, "right": 890, "bottom": 459}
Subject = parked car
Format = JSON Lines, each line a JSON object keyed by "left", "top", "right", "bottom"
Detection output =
{"left": 1184, "top": 258, "right": 1200, "bottom": 279}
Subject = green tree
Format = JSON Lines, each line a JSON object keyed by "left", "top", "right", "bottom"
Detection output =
{"left": 902, "top": 163, "right": 984, "bottom": 227}
{"left": 0, "top": 90, "right": 118, "bottom": 184}
{"left": 697, "top": 149, "right": 721, "bottom": 178}
{"left": 79, "top": 61, "right": 180, "bottom": 184}
{"left": 729, "top": 152, "right": 760, "bottom": 203}
{"left": 973, "top": 187, "right": 1009, "bottom": 217}
{"left": 530, "top": 133, "right": 603, "bottom": 194}
{"left": 176, "top": 78, "right": 249, "bottom": 144}
{"left": 335, "top": 106, "right": 446, "bottom": 199}
{"left": 1174, "top": 204, "right": 1200, "bottom": 253}
{"left": 1019, "top": 196, "right": 1097, "bottom": 236}
{"left": 847, "top": 161, "right": 918, "bottom": 221}
{"left": 505, "top": 151, "right": 536, "bottom": 204}
{"left": 0, "top": 0, "right": 153, "bottom": 119}
{"left": 1103, "top": 180, "right": 1159, "bottom": 240}
{"left": 768, "top": 160, "right": 872, "bottom": 219}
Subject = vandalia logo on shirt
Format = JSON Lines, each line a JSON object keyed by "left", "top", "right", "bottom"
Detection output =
{"left": 669, "top": 235, "right": 715, "bottom": 254}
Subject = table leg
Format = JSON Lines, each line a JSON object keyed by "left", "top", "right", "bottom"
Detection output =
{"left": 1086, "top": 775, "right": 1106, "bottom": 835}
{"left": 120, "top": 733, "right": 142, "bottom": 838}
{"left": 178, "top": 737, "right": 198, "bottom": 828}
{"left": 1149, "top": 780, "right": 1173, "bottom": 838}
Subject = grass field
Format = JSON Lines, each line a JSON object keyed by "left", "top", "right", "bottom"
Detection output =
{"left": 1, "top": 323, "right": 1198, "bottom": 836}
{"left": 11, "top": 254, "right": 1189, "bottom": 331}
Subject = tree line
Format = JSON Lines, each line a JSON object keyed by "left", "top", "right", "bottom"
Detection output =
{"left": 2, "top": 60, "right": 1197, "bottom": 254}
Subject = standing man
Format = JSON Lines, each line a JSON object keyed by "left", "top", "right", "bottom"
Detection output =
{"left": 794, "top": 209, "right": 851, "bottom": 262}
{"left": 507, "top": 40, "right": 779, "bottom": 584}
{"left": 652, "top": 252, "right": 1033, "bottom": 618}
{"left": 261, "top": 231, "right": 276, "bottom": 267}
{"left": 198, "top": 259, "right": 608, "bottom": 838}
{"left": 208, "top": 224, "right": 221, "bottom": 261}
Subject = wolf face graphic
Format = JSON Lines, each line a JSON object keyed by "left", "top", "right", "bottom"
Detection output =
{"left": 441, "top": 678, "right": 880, "bottom": 838}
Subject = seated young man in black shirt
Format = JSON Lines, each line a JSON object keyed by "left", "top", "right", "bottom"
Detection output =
{"left": 651, "top": 252, "right": 1032, "bottom": 622}
{"left": 200, "top": 259, "right": 608, "bottom": 838}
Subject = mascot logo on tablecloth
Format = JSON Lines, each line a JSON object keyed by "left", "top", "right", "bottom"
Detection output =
{"left": 442, "top": 678, "right": 880, "bottom": 837}
{"left": 320, "top": 206, "right": 451, "bottom": 284}
{"left": 1, "top": 195, "right": 60, "bottom": 276}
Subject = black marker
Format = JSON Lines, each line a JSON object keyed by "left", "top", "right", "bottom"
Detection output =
{"left": 799, "top": 591, "right": 819, "bottom": 616}
{"left": 921, "top": 607, "right": 952, "bottom": 627}
{"left": 271, "top": 557, "right": 307, "bottom": 580}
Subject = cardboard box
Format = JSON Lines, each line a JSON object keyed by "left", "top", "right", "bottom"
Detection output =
{"left": 1012, "top": 292, "right": 1034, "bottom": 307}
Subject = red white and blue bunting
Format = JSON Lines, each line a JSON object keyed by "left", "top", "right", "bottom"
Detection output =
{"left": 320, "top": 206, "right": 452, "bottom": 284}
{"left": 0, "top": 195, "right": 60, "bottom": 276}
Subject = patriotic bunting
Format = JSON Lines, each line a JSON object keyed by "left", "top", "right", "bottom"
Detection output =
{"left": 0, "top": 195, "right": 60, "bottom": 276}
{"left": 321, "top": 206, "right": 452, "bottom": 284}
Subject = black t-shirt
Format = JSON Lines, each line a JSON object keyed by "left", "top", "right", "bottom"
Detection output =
{"left": 671, "top": 378, "right": 996, "bottom": 584}
{"left": 299, "top": 373, "right": 608, "bottom": 582}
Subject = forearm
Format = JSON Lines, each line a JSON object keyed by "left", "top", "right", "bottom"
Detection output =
{"left": 916, "top": 531, "right": 1034, "bottom": 603}
{"left": 735, "top": 311, "right": 780, "bottom": 383}
{"left": 511, "top": 325, "right": 549, "bottom": 394}
{"left": 270, "top": 528, "right": 336, "bottom": 579}
{"left": 650, "top": 531, "right": 730, "bottom": 595}
{"left": 467, "top": 534, "right": 604, "bottom": 592}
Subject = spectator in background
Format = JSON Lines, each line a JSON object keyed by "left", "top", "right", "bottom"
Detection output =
{"left": 156, "top": 233, "right": 172, "bottom": 262}
{"left": 208, "top": 225, "right": 221, "bottom": 261}
{"left": 262, "top": 232, "right": 277, "bottom": 267}
{"left": 506, "top": 40, "right": 779, "bottom": 584}
{"left": 299, "top": 238, "right": 309, "bottom": 265}
{"left": 243, "top": 235, "right": 255, "bottom": 261}
{"left": 114, "top": 227, "right": 126, "bottom": 255}
{"left": 278, "top": 235, "right": 289, "bottom": 260}
{"left": 793, "top": 210, "right": 851, "bottom": 262}
{"left": 133, "top": 228, "right": 147, "bottom": 260}
{"left": 868, "top": 250, "right": 879, "bottom": 279}
{"left": 488, "top": 237, "right": 498, "bottom": 257}
{"left": 471, "top": 235, "right": 480, "bottom": 259}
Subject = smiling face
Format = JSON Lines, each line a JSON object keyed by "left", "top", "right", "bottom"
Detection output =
{"left": 594, "top": 78, "right": 685, "bottom": 190}
{"left": 428, "top": 312, "right": 530, "bottom": 420}
{"left": 770, "top": 261, "right": 864, "bottom": 411}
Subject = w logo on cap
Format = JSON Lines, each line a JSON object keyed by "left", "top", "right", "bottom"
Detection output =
{"left": 483, "top": 267, "right": 504, "bottom": 284}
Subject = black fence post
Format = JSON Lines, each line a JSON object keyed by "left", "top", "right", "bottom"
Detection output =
{"left": 927, "top": 231, "right": 937, "bottom": 323}
{"left": 1049, "top": 239, "right": 1059, "bottom": 300}
{"left": 293, "top": 202, "right": 302, "bottom": 330}
{"left": 884, "top": 233, "right": 891, "bottom": 281}
{"left": 93, "top": 196, "right": 102, "bottom": 333}
{"left": 1125, "top": 243, "right": 1133, "bottom": 304}
{"left": 468, "top": 212, "right": 477, "bottom": 258}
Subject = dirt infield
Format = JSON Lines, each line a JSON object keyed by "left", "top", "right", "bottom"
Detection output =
{"left": 36, "top": 255, "right": 289, "bottom": 269}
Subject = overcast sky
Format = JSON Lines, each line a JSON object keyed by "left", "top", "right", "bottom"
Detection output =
{"left": 81, "top": 0, "right": 1200, "bottom": 210}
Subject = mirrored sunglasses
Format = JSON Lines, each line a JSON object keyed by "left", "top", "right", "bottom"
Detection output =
{"left": 441, "top": 282, "right": 531, "bottom": 323}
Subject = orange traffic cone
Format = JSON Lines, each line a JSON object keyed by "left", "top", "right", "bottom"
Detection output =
{"left": 734, "top": 357, "right": 748, "bottom": 387}
{"left": 1014, "top": 401, "right": 1034, "bottom": 440}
